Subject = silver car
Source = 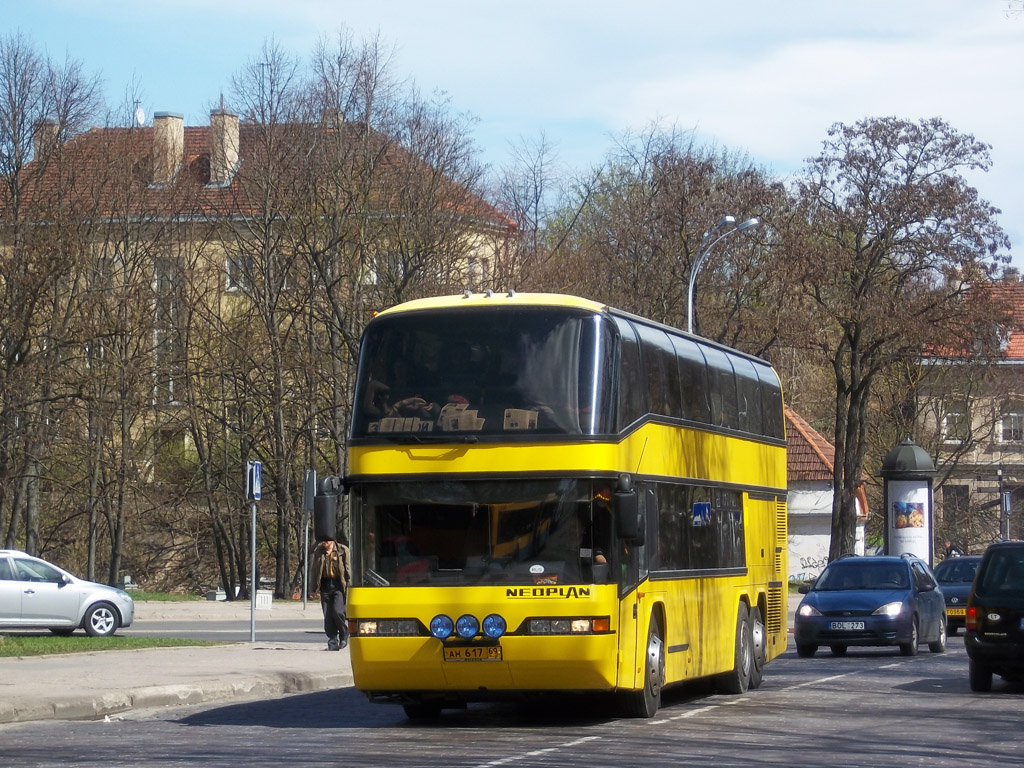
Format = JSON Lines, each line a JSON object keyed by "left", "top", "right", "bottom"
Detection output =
{"left": 0, "top": 550, "right": 135, "bottom": 637}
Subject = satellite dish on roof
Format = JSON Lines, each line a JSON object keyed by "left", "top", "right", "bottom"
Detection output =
{"left": 134, "top": 103, "right": 145, "bottom": 126}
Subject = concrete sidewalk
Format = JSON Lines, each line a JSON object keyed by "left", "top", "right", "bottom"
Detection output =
{"left": 0, "top": 599, "right": 353, "bottom": 725}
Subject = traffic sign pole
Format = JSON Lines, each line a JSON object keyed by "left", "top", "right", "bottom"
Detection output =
{"left": 246, "top": 460, "right": 262, "bottom": 642}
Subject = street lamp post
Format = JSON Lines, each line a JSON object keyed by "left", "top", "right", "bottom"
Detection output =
{"left": 686, "top": 215, "right": 760, "bottom": 334}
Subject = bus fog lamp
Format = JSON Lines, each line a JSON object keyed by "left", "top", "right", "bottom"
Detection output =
{"left": 550, "top": 619, "right": 571, "bottom": 633}
{"left": 571, "top": 619, "right": 592, "bottom": 633}
{"left": 529, "top": 619, "right": 551, "bottom": 634}
{"left": 358, "top": 620, "right": 378, "bottom": 635}
{"left": 456, "top": 614, "right": 480, "bottom": 639}
{"left": 430, "top": 614, "right": 454, "bottom": 640}
{"left": 482, "top": 614, "right": 506, "bottom": 639}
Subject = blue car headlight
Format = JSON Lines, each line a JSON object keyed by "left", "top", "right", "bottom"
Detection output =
{"left": 873, "top": 602, "right": 903, "bottom": 617}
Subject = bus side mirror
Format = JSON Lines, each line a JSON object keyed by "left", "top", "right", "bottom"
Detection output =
{"left": 314, "top": 476, "right": 344, "bottom": 542}
{"left": 614, "top": 474, "right": 644, "bottom": 543}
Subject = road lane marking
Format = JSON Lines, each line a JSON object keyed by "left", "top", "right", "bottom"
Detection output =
{"left": 667, "top": 704, "right": 720, "bottom": 721}
{"left": 781, "top": 673, "right": 852, "bottom": 691}
{"left": 473, "top": 736, "right": 601, "bottom": 767}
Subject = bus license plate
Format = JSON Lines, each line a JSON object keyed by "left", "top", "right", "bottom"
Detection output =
{"left": 829, "top": 621, "right": 864, "bottom": 631}
{"left": 443, "top": 645, "right": 502, "bottom": 662}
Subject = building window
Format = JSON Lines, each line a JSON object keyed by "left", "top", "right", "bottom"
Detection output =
{"left": 1001, "top": 404, "right": 1024, "bottom": 443}
{"left": 154, "top": 257, "right": 185, "bottom": 405}
{"left": 226, "top": 254, "right": 253, "bottom": 292}
{"left": 941, "top": 399, "right": 970, "bottom": 443}
{"left": 466, "top": 256, "right": 490, "bottom": 290}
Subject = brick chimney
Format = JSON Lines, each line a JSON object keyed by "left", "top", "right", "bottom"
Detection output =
{"left": 33, "top": 119, "right": 59, "bottom": 160}
{"left": 152, "top": 111, "right": 184, "bottom": 185}
{"left": 209, "top": 107, "right": 239, "bottom": 186}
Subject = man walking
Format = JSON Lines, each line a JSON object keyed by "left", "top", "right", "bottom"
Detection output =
{"left": 312, "top": 538, "right": 351, "bottom": 650}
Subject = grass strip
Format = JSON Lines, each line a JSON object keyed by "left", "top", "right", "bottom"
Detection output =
{"left": 0, "top": 634, "right": 221, "bottom": 658}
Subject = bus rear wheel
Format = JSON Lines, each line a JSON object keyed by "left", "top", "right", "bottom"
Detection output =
{"left": 716, "top": 603, "right": 753, "bottom": 694}
{"left": 749, "top": 605, "right": 767, "bottom": 689}
{"left": 621, "top": 615, "right": 664, "bottom": 718}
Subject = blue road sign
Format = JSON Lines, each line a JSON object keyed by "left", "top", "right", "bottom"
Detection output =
{"left": 247, "top": 460, "right": 262, "bottom": 501}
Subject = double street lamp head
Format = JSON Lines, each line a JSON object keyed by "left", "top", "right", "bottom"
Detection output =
{"left": 687, "top": 215, "right": 760, "bottom": 334}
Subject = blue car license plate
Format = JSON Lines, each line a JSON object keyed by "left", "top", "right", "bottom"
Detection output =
{"left": 829, "top": 620, "right": 864, "bottom": 631}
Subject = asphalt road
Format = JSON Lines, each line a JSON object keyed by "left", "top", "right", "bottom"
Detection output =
{"left": 2, "top": 637, "right": 1021, "bottom": 768}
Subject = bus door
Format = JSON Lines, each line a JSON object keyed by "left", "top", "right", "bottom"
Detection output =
{"left": 618, "top": 484, "right": 653, "bottom": 688}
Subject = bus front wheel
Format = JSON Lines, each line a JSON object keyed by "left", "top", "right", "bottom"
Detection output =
{"left": 716, "top": 603, "right": 753, "bottom": 695}
{"left": 621, "top": 615, "right": 664, "bottom": 718}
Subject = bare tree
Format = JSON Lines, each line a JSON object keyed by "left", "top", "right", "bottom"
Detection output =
{"left": 537, "top": 122, "right": 787, "bottom": 357}
{"left": 784, "top": 116, "right": 1011, "bottom": 561}
{"left": 0, "top": 33, "right": 101, "bottom": 556}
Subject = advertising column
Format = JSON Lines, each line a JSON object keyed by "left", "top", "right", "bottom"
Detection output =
{"left": 880, "top": 438, "right": 936, "bottom": 566}
{"left": 887, "top": 480, "right": 931, "bottom": 560}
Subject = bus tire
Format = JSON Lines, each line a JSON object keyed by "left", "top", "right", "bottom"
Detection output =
{"left": 716, "top": 603, "right": 752, "bottom": 695}
{"left": 748, "top": 605, "right": 767, "bottom": 689}
{"left": 621, "top": 614, "right": 664, "bottom": 718}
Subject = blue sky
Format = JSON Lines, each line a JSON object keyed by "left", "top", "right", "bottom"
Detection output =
{"left": 9, "top": 1, "right": 1024, "bottom": 266}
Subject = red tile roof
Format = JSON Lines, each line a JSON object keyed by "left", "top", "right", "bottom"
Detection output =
{"left": 785, "top": 405, "right": 870, "bottom": 519}
{"left": 8, "top": 120, "right": 513, "bottom": 229}
{"left": 986, "top": 281, "right": 1024, "bottom": 359}
{"left": 785, "top": 405, "right": 836, "bottom": 483}
{"left": 924, "top": 280, "right": 1024, "bottom": 360}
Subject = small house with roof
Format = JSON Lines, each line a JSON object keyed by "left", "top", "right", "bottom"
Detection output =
{"left": 786, "top": 405, "right": 869, "bottom": 583}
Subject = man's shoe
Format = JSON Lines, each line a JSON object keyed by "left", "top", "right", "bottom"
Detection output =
{"left": 339, "top": 639, "right": 348, "bottom": 649}
{"left": 327, "top": 641, "right": 340, "bottom": 651}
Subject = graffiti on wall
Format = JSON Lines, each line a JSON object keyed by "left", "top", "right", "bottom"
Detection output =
{"left": 789, "top": 535, "right": 830, "bottom": 583}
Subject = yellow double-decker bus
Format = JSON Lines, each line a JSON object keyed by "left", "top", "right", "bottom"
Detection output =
{"left": 320, "top": 292, "right": 787, "bottom": 718}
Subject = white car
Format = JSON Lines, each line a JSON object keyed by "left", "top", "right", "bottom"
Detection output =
{"left": 0, "top": 549, "right": 135, "bottom": 637}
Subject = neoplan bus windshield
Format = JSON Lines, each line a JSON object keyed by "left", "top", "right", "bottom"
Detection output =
{"left": 351, "top": 307, "right": 615, "bottom": 438}
{"left": 353, "top": 479, "right": 620, "bottom": 588}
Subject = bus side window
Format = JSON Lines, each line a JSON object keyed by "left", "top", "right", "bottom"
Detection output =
{"left": 615, "top": 320, "right": 645, "bottom": 430}
{"left": 635, "top": 325, "right": 680, "bottom": 419}
{"left": 732, "top": 356, "right": 763, "bottom": 435}
{"left": 701, "top": 346, "right": 738, "bottom": 429}
{"left": 671, "top": 336, "right": 711, "bottom": 425}
{"left": 756, "top": 363, "right": 785, "bottom": 439}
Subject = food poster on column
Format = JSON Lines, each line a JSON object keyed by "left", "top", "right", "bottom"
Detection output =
{"left": 888, "top": 480, "right": 930, "bottom": 560}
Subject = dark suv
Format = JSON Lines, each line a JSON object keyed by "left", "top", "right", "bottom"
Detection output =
{"left": 964, "top": 541, "right": 1024, "bottom": 692}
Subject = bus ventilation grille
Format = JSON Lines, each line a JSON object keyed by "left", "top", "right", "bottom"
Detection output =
{"left": 767, "top": 586, "right": 784, "bottom": 635}
{"left": 775, "top": 499, "right": 788, "bottom": 578}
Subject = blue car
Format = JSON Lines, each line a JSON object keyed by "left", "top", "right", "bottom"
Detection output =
{"left": 794, "top": 554, "right": 947, "bottom": 657}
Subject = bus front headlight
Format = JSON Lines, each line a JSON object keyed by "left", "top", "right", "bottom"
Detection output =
{"left": 430, "top": 614, "right": 454, "bottom": 639}
{"left": 482, "top": 614, "right": 506, "bottom": 639}
{"left": 456, "top": 614, "right": 480, "bottom": 639}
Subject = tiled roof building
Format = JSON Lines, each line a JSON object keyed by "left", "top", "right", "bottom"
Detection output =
{"left": 918, "top": 277, "right": 1024, "bottom": 552}
{"left": 785, "top": 405, "right": 869, "bottom": 582}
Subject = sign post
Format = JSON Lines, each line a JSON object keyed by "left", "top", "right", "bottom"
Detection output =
{"left": 303, "top": 469, "right": 316, "bottom": 610}
{"left": 246, "top": 460, "right": 262, "bottom": 642}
